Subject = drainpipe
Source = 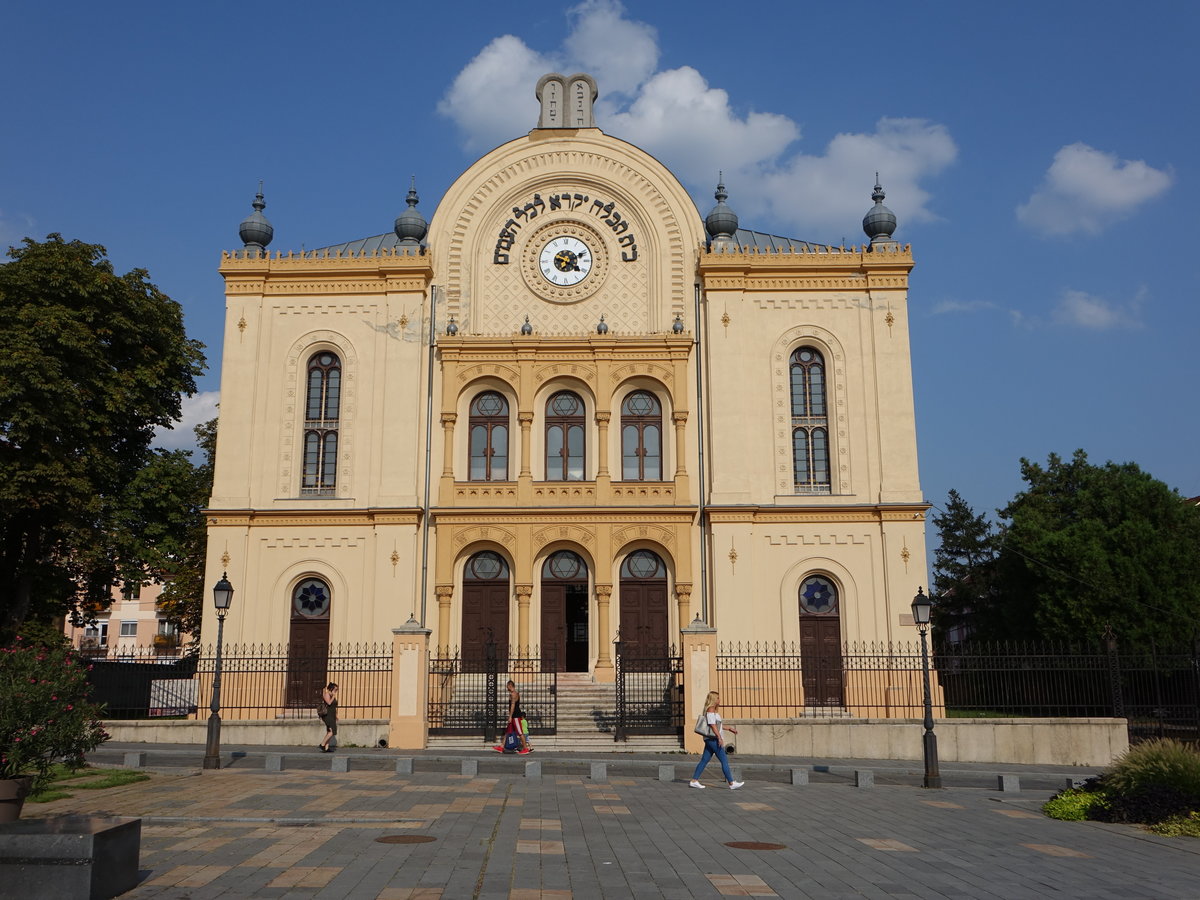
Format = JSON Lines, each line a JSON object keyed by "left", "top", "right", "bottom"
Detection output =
{"left": 693, "top": 282, "right": 711, "bottom": 623}
{"left": 418, "top": 284, "right": 437, "bottom": 625}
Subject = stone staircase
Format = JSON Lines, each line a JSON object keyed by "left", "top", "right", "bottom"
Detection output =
{"left": 427, "top": 671, "right": 683, "bottom": 753}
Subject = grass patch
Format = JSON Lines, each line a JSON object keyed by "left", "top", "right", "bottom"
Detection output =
{"left": 28, "top": 765, "right": 150, "bottom": 803}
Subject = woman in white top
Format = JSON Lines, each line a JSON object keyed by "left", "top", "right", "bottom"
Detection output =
{"left": 690, "top": 690, "right": 743, "bottom": 789}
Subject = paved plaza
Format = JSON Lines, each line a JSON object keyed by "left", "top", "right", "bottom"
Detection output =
{"left": 18, "top": 745, "right": 1200, "bottom": 899}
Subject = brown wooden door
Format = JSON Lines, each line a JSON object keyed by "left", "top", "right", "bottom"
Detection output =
{"left": 286, "top": 577, "right": 332, "bottom": 708}
{"left": 800, "top": 616, "right": 843, "bottom": 706}
{"left": 541, "top": 583, "right": 566, "bottom": 670}
{"left": 618, "top": 581, "right": 669, "bottom": 656}
{"left": 462, "top": 581, "right": 509, "bottom": 669}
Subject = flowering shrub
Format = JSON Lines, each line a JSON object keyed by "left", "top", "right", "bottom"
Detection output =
{"left": 0, "top": 632, "right": 109, "bottom": 793}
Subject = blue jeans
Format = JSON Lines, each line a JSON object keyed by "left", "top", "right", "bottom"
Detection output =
{"left": 693, "top": 736, "right": 733, "bottom": 782}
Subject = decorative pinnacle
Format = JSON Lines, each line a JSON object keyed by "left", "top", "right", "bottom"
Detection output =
{"left": 714, "top": 171, "right": 728, "bottom": 204}
{"left": 253, "top": 181, "right": 266, "bottom": 211}
{"left": 872, "top": 173, "right": 885, "bottom": 203}
{"left": 406, "top": 175, "right": 419, "bottom": 208}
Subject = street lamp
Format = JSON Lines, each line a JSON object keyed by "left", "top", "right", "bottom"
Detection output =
{"left": 203, "top": 573, "right": 234, "bottom": 770}
{"left": 911, "top": 587, "right": 942, "bottom": 788}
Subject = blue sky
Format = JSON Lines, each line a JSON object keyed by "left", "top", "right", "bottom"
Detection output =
{"left": 3, "top": 0, "right": 1196, "bottom": 523}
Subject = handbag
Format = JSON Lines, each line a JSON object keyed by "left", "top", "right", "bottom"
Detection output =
{"left": 693, "top": 711, "right": 712, "bottom": 737}
{"left": 317, "top": 693, "right": 329, "bottom": 716}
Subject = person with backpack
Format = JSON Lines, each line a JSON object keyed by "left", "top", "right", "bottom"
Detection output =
{"left": 506, "top": 679, "right": 532, "bottom": 754}
{"left": 690, "top": 690, "right": 742, "bottom": 789}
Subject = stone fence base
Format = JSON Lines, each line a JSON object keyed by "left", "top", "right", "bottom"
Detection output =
{"left": 103, "top": 719, "right": 390, "bottom": 748}
{"left": 735, "top": 718, "right": 1129, "bottom": 767}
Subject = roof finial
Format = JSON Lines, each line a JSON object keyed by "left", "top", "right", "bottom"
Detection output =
{"left": 862, "top": 174, "right": 897, "bottom": 249}
{"left": 239, "top": 182, "right": 274, "bottom": 254}
{"left": 705, "top": 173, "right": 738, "bottom": 247}
{"left": 394, "top": 176, "right": 428, "bottom": 246}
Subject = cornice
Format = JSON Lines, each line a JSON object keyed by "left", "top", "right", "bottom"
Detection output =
{"left": 698, "top": 244, "right": 913, "bottom": 292}
{"left": 432, "top": 510, "right": 696, "bottom": 526}
{"left": 219, "top": 250, "right": 434, "bottom": 296}
{"left": 706, "top": 503, "right": 930, "bottom": 525}
{"left": 204, "top": 508, "right": 422, "bottom": 528}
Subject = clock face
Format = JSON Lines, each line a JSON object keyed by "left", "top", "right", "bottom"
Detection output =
{"left": 539, "top": 236, "right": 592, "bottom": 286}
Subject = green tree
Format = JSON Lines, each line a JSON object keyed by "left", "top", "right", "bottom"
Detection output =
{"left": 930, "top": 488, "right": 1000, "bottom": 641}
{"left": 149, "top": 418, "right": 216, "bottom": 640}
{"left": 993, "top": 450, "right": 1200, "bottom": 646}
{"left": 0, "top": 235, "right": 205, "bottom": 641}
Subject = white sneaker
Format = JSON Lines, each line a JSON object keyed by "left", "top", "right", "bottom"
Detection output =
{"left": 689, "top": 780, "right": 706, "bottom": 789}
{"left": 729, "top": 781, "right": 744, "bottom": 790}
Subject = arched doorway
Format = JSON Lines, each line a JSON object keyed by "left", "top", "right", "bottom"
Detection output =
{"left": 799, "top": 574, "right": 844, "bottom": 706}
{"left": 286, "top": 577, "right": 331, "bottom": 707}
{"left": 618, "top": 549, "right": 669, "bottom": 656}
{"left": 462, "top": 550, "right": 510, "bottom": 669}
{"left": 541, "top": 550, "right": 589, "bottom": 672}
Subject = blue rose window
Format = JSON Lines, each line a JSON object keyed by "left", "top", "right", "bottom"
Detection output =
{"left": 799, "top": 575, "right": 838, "bottom": 615}
{"left": 293, "top": 578, "right": 331, "bottom": 618}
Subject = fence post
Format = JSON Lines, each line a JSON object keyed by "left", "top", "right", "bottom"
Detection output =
{"left": 1104, "top": 626, "right": 1124, "bottom": 720}
{"left": 484, "top": 638, "right": 498, "bottom": 744}
{"left": 388, "top": 616, "right": 431, "bottom": 750}
{"left": 681, "top": 618, "right": 718, "bottom": 755}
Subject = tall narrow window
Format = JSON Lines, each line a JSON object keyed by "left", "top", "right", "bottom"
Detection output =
{"left": 468, "top": 391, "right": 509, "bottom": 481}
{"left": 302, "top": 352, "right": 340, "bottom": 495}
{"left": 620, "top": 391, "right": 662, "bottom": 481}
{"left": 790, "top": 347, "right": 831, "bottom": 493}
{"left": 545, "top": 391, "right": 585, "bottom": 481}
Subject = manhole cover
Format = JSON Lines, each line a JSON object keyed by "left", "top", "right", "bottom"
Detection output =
{"left": 375, "top": 835, "right": 437, "bottom": 844}
{"left": 725, "top": 841, "right": 786, "bottom": 851}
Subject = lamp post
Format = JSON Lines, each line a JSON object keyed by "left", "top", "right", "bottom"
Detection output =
{"left": 911, "top": 587, "right": 941, "bottom": 788}
{"left": 202, "top": 573, "right": 234, "bottom": 770}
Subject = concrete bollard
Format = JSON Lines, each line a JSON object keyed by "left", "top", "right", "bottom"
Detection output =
{"left": 790, "top": 768, "right": 809, "bottom": 785}
{"left": 998, "top": 775, "right": 1020, "bottom": 793}
{"left": 1064, "top": 777, "right": 1080, "bottom": 791}
{"left": 331, "top": 756, "right": 351, "bottom": 773}
{"left": 590, "top": 762, "right": 607, "bottom": 781}
{"left": 265, "top": 754, "right": 285, "bottom": 773}
{"left": 395, "top": 758, "right": 414, "bottom": 775}
{"left": 122, "top": 752, "right": 147, "bottom": 768}
{"left": 461, "top": 758, "right": 479, "bottom": 777}
{"left": 658, "top": 764, "right": 675, "bottom": 783}
{"left": 525, "top": 760, "right": 542, "bottom": 778}
{"left": 854, "top": 770, "right": 874, "bottom": 788}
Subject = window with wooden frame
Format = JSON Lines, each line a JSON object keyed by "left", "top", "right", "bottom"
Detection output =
{"left": 468, "top": 391, "right": 510, "bottom": 481}
{"left": 545, "top": 390, "right": 585, "bottom": 481}
{"left": 301, "top": 351, "right": 341, "bottom": 495}
{"left": 790, "top": 346, "right": 831, "bottom": 493}
{"left": 620, "top": 390, "right": 662, "bottom": 481}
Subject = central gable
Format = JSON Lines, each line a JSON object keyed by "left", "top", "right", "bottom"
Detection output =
{"left": 430, "top": 130, "right": 705, "bottom": 335}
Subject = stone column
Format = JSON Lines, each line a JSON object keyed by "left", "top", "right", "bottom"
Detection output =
{"left": 674, "top": 583, "right": 693, "bottom": 635}
{"left": 595, "top": 410, "right": 611, "bottom": 481}
{"left": 672, "top": 411, "right": 690, "bottom": 501}
{"left": 594, "top": 584, "right": 614, "bottom": 682}
{"left": 681, "top": 618, "right": 718, "bottom": 754}
{"left": 516, "top": 583, "right": 533, "bottom": 655}
{"left": 518, "top": 411, "right": 534, "bottom": 504}
{"left": 435, "top": 584, "right": 454, "bottom": 655}
{"left": 389, "top": 617, "right": 431, "bottom": 750}
{"left": 439, "top": 413, "right": 457, "bottom": 497}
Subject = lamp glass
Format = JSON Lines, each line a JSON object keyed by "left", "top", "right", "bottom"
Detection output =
{"left": 911, "top": 588, "right": 932, "bottom": 625}
{"left": 212, "top": 574, "right": 235, "bottom": 611}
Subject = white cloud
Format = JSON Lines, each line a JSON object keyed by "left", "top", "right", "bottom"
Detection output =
{"left": 931, "top": 299, "right": 999, "bottom": 315}
{"left": 438, "top": 2, "right": 956, "bottom": 238}
{"left": 1052, "top": 288, "right": 1146, "bottom": 330}
{"left": 153, "top": 391, "right": 219, "bottom": 453}
{"left": 1017, "top": 143, "right": 1172, "bottom": 236}
{"left": 0, "top": 210, "right": 37, "bottom": 250}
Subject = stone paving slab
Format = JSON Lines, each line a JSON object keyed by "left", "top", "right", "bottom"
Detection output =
{"left": 19, "top": 764, "right": 1200, "bottom": 899}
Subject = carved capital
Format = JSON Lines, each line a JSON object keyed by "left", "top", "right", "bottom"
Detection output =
{"left": 515, "top": 583, "right": 534, "bottom": 598}
{"left": 440, "top": 413, "right": 457, "bottom": 427}
{"left": 595, "top": 411, "right": 612, "bottom": 426}
{"left": 672, "top": 412, "right": 688, "bottom": 427}
{"left": 595, "top": 583, "right": 613, "bottom": 599}
{"left": 674, "top": 582, "right": 693, "bottom": 598}
{"left": 435, "top": 584, "right": 454, "bottom": 602}
{"left": 518, "top": 412, "right": 535, "bottom": 427}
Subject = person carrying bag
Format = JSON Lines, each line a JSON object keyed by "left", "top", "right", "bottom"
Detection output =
{"left": 690, "top": 690, "right": 742, "bottom": 789}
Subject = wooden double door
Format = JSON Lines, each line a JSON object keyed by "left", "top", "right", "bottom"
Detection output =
{"left": 541, "top": 582, "right": 589, "bottom": 672}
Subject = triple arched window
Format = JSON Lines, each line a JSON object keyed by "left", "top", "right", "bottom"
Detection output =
{"left": 302, "top": 352, "right": 340, "bottom": 495}
{"left": 790, "top": 347, "right": 831, "bottom": 493}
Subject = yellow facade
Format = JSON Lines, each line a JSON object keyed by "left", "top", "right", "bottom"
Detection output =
{"left": 203, "top": 73, "right": 930, "bottom": 697}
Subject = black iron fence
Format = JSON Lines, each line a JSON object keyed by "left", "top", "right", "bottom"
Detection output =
{"left": 80, "top": 643, "right": 392, "bottom": 721}
{"left": 614, "top": 641, "right": 682, "bottom": 740}
{"left": 427, "top": 644, "right": 558, "bottom": 739}
{"left": 716, "top": 640, "right": 1200, "bottom": 744}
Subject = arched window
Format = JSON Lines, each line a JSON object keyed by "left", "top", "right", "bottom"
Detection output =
{"left": 620, "top": 391, "right": 662, "bottom": 481}
{"left": 790, "top": 347, "right": 830, "bottom": 493}
{"left": 302, "top": 352, "right": 340, "bottom": 495}
{"left": 468, "top": 391, "right": 509, "bottom": 481}
{"left": 545, "top": 391, "right": 585, "bottom": 481}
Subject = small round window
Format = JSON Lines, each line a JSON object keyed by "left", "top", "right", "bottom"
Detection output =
{"left": 466, "top": 551, "right": 509, "bottom": 580}
{"left": 799, "top": 575, "right": 838, "bottom": 615}
{"left": 293, "top": 578, "right": 331, "bottom": 618}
